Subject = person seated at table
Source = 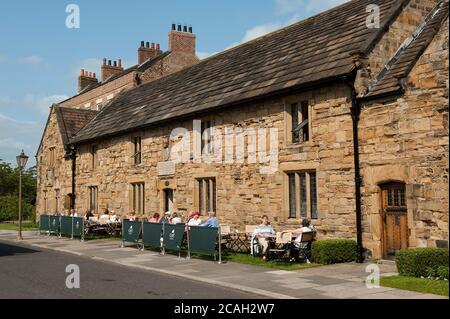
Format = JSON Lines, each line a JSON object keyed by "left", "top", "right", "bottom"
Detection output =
{"left": 283, "top": 218, "right": 315, "bottom": 262}
{"left": 109, "top": 210, "right": 119, "bottom": 222}
{"left": 253, "top": 215, "right": 276, "bottom": 260}
{"left": 127, "top": 211, "right": 137, "bottom": 221}
{"left": 84, "top": 209, "right": 94, "bottom": 220}
{"left": 159, "top": 211, "right": 171, "bottom": 224}
{"left": 200, "top": 212, "right": 219, "bottom": 228}
{"left": 171, "top": 212, "right": 182, "bottom": 225}
{"left": 148, "top": 213, "right": 160, "bottom": 223}
{"left": 285, "top": 218, "right": 315, "bottom": 244}
{"left": 69, "top": 209, "right": 78, "bottom": 217}
{"left": 188, "top": 212, "right": 202, "bottom": 226}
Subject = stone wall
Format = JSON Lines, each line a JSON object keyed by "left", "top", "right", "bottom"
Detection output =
{"left": 368, "top": 0, "right": 440, "bottom": 80}
{"left": 73, "top": 83, "right": 358, "bottom": 239}
{"left": 360, "top": 17, "right": 449, "bottom": 257}
{"left": 36, "top": 109, "right": 73, "bottom": 214}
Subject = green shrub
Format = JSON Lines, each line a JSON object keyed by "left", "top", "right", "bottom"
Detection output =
{"left": 311, "top": 239, "right": 357, "bottom": 264}
{"left": 396, "top": 248, "right": 449, "bottom": 278}
{"left": 437, "top": 266, "right": 449, "bottom": 280}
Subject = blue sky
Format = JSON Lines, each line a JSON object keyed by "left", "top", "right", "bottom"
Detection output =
{"left": 0, "top": 0, "right": 347, "bottom": 167}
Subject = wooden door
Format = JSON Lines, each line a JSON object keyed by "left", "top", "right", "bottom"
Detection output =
{"left": 381, "top": 183, "right": 409, "bottom": 258}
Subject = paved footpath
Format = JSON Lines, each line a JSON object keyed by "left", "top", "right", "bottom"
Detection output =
{"left": 0, "top": 230, "right": 446, "bottom": 299}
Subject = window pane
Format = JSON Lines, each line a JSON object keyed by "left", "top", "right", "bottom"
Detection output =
{"left": 400, "top": 189, "right": 406, "bottom": 207}
{"left": 310, "top": 172, "right": 318, "bottom": 219}
{"left": 300, "top": 173, "right": 307, "bottom": 218}
{"left": 301, "top": 101, "right": 309, "bottom": 142}
{"left": 206, "top": 179, "right": 210, "bottom": 212}
{"left": 212, "top": 178, "right": 216, "bottom": 212}
{"left": 288, "top": 173, "right": 296, "bottom": 218}
{"left": 291, "top": 103, "right": 299, "bottom": 143}
{"left": 198, "top": 180, "right": 203, "bottom": 215}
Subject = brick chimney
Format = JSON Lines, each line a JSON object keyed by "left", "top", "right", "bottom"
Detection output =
{"left": 138, "top": 41, "right": 162, "bottom": 65}
{"left": 168, "top": 24, "right": 196, "bottom": 56}
{"left": 101, "top": 58, "right": 124, "bottom": 82}
{"left": 78, "top": 69, "right": 98, "bottom": 93}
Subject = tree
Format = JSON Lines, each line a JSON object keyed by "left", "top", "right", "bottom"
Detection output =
{"left": 0, "top": 160, "right": 37, "bottom": 221}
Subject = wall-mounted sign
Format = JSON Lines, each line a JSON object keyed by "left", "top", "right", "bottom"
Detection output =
{"left": 158, "top": 161, "right": 175, "bottom": 176}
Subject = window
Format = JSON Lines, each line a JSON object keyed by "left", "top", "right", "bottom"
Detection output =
{"left": 164, "top": 189, "right": 174, "bottom": 212}
{"left": 89, "top": 186, "right": 98, "bottom": 214}
{"left": 91, "top": 145, "right": 98, "bottom": 169}
{"left": 132, "top": 136, "right": 142, "bottom": 165}
{"left": 287, "top": 171, "right": 317, "bottom": 219}
{"left": 131, "top": 183, "right": 145, "bottom": 215}
{"left": 385, "top": 183, "right": 406, "bottom": 211}
{"left": 201, "top": 120, "right": 214, "bottom": 154}
{"left": 48, "top": 147, "right": 56, "bottom": 167}
{"left": 96, "top": 103, "right": 103, "bottom": 111}
{"left": 197, "top": 177, "right": 216, "bottom": 215}
{"left": 291, "top": 101, "right": 310, "bottom": 143}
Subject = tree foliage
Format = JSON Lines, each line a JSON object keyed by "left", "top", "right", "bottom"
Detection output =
{"left": 0, "top": 160, "right": 36, "bottom": 221}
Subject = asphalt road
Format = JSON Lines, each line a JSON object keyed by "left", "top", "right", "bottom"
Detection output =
{"left": 0, "top": 240, "right": 260, "bottom": 299}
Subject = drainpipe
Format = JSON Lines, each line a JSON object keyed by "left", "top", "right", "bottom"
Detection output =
{"left": 343, "top": 76, "right": 364, "bottom": 264}
{"left": 69, "top": 146, "right": 77, "bottom": 210}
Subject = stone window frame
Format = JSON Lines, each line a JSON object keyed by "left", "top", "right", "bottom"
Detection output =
{"left": 88, "top": 185, "right": 99, "bottom": 215}
{"left": 90, "top": 144, "right": 98, "bottom": 170}
{"left": 48, "top": 146, "right": 56, "bottom": 168}
{"left": 281, "top": 162, "right": 319, "bottom": 222}
{"left": 129, "top": 182, "right": 145, "bottom": 215}
{"left": 193, "top": 173, "right": 218, "bottom": 216}
{"left": 284, "top": 94, "right": 313, "bottom": 146}
{"left": 130, "top": 133, "right": 144, "bottom": 166}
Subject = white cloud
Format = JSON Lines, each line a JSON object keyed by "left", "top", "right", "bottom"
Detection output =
{"left": 0, "top": 113, "right": 40, "bottom": 166}
{"left": 275, "top": 0, "right": 349, "bottom": 16}
{"left": 197, "top": 51, "right": 219, "bottom": 60}
{"left": 20, "top": 55, "right": 43, "bottom": 64}
{"left": 0, "top": 94, "right": 69, "bottom": 115}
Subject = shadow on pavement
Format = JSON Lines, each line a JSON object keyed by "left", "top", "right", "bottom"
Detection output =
{"left": 0, "top": 242, "right": 40, "bottom": 257}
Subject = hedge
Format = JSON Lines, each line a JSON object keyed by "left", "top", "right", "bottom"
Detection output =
{"left": 311, "top": 239, "right": 357, "bottom": 264}
{"left": 396, "top": 248, "right": 449, "bottom": 278}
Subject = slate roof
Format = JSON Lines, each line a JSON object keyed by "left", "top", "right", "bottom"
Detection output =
{"left": 55, "top": 106, "right": 98, "bottom": 145}
{"left": 71, "top": 0, "right": 408, "bottom": 144}
{"left": 365, "top": 0, "right": 449, "bottom": 98}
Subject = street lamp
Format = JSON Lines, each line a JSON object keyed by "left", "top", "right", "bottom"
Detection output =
{"left": 16, "top": 150, "right": 29, "bottom": 241}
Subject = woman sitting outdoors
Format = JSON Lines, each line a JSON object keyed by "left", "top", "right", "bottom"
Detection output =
{"left": 252, "top": 215, "right": 276, "bottom": 261}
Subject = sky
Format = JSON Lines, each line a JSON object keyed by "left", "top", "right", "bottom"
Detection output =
{"left": 0, "top": 0, "right": 348, "bottom": 167}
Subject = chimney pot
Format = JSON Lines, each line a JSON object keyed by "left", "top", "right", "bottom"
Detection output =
{"left": 146, "top": 42, "right": 149, "bottom": 48}
{"left": 189, "top": 26, "right": 193, "bottom": 33}
{"left": 108, "top": 60, "right": 112, "bottom": 66}
{"left": 103, "top": 58, "right": 107, "bottom": 65}
{"left": 80, "top": 69, "right": 84, "bottom": 76}
{"left": 113, "top": 61, "right": 117, "bottom": 67}
{"left": 156, "top": 43, "right": 160, "bottom": 51}
{"left": 93, "top": 73, "right": 96, "bottom": 78}
{"left": 151, "top": 42, "right": 155, "bottom": 49}
{"left": 183, "top": 25, "right": 188, "bottom": 32}
{"left": 178, "top": 24, "right": 182, "bottom": 32}
{"left": 118, "top": 59, "right": 122, "bottom": 68}
{"left": 172, "top": 23, "right": 176, "bottom": 31}
{"left": 141, "top": 41, "right": 145, "bottom": 47}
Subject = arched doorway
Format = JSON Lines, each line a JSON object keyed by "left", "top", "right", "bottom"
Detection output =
{"left": 380, "top": 182, "right": 409, "bottom": 258}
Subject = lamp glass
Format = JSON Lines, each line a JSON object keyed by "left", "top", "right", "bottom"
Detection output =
{"left": 16, "top": 150, "right": 29, "bottom": 169}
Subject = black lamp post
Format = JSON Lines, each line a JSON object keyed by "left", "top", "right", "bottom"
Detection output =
{"left": 16, "top": 150, "right": 29, "bottom": 240}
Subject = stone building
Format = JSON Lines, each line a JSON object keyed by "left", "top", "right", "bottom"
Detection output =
{"left": 36, "top": 0, "right": 449, "bottom": 259}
